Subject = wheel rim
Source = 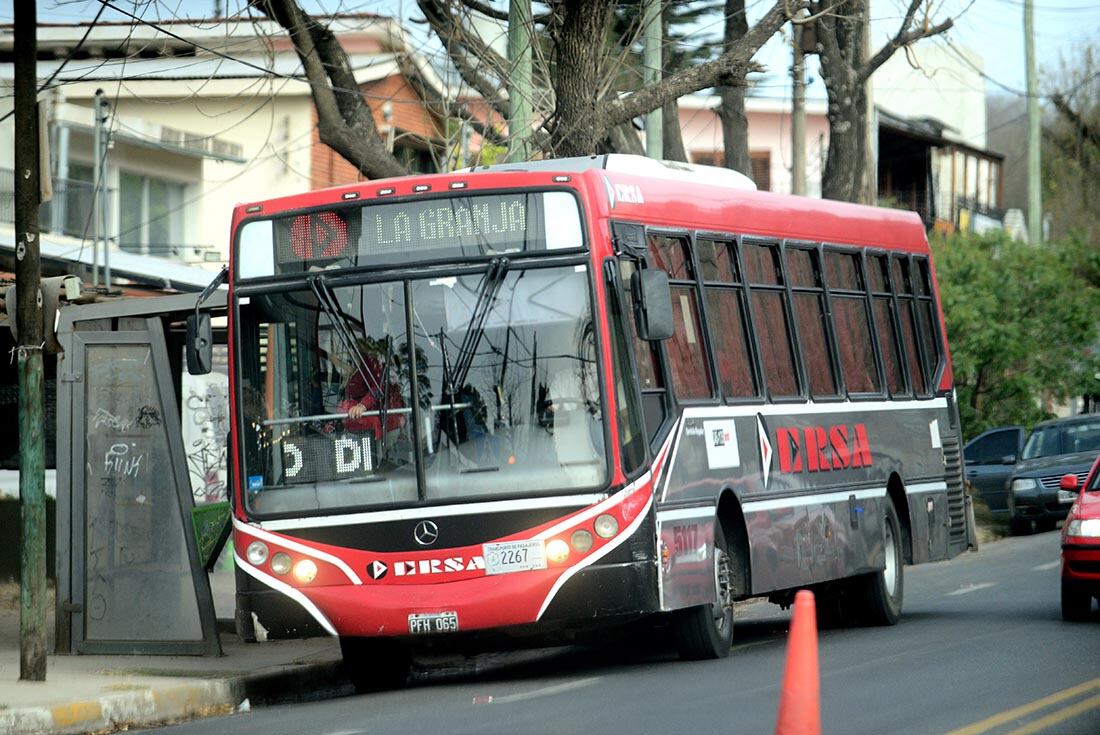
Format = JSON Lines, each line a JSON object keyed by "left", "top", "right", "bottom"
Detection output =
{"left": 713, "top": 546, "right": 733, "bottom": 631}
{"left": 883, "top": 517, "right": 898, "bottom": 597}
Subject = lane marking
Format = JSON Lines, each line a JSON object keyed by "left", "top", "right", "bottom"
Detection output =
{"left": 1032, "top": 561, "right": 1060, "bottom": 572}
{"left": 945, "top": 676, "right": 1100, "bottom": 735}
{"left": 946, "top": 582, "right": 997, "bottom": 596}
{"left": 1002, "top": 693, "right": 1100, "bottom": 735}
{"left": 479, "top": 677, "right": 602, "bottom": 705}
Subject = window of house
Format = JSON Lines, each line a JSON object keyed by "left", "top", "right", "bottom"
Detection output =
{"left": 825, "top": 250, "right": 881, "bottom": 395}
{"left": 744, "top": 240, "right": 799, "bottom": 398}
{"left": 786, "top": 246, "right": 837, "bottom": 397}
{"left": 119, "top": 171, "right": 186, "bottom": 258}
{"left": 697, "top": 238, "right": 757, "bottom": 399}
{"left": 647, "top": 234, "right": 712, "bottom": 400}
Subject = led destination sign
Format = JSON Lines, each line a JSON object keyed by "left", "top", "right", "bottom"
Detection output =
{"left": 370, "top": 197, "right": 528, "bottom": 251}
{"left": 270, "top": 191, "right": 581, "bottom": 273}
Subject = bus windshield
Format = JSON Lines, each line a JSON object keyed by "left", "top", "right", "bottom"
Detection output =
{"left": 237, "top": 264, "right": 605, "bottom": 516}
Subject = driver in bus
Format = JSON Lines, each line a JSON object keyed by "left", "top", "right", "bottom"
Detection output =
{"left": 335, "top": 337, "right": 406, "bottom": 439}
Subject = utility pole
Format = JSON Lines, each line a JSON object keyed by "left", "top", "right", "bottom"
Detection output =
{"left": 97, "top": 92, "right": 111, "bottom": 291}
{"left": 507, "top": 0, "right": 533, "bottom": 161}
{"left": 91, "top": 89, "right": 103, "bottom": 289}
{"left": 14, "top": 0, "right": 47, "bottom": 683}
{"left": 643, "top": 0, "right": 662, "bottom": 159}
{"left": 860, "top": 0, "right": 876, "bottom": 205}
{"left": 791, "top": 18, "right": 806, "bottom": 196}
{"left": 1024, "top": 0, "right": 1041, "bottom": 243}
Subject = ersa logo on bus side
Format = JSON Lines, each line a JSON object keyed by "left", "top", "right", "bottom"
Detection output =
{"left": 602, "top": 175, "right": 644, "bottom": 209}
{"left": 755, "top": 415, "right": 874, "bottom": 489}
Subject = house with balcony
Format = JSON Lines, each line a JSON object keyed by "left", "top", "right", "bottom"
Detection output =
{"left": 0, "top": 13, "right": 451, "bottom": 290}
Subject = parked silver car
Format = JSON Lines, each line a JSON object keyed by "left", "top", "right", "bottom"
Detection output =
{"left": 1007, "top": 416, "right": 1100, "bottom": 534}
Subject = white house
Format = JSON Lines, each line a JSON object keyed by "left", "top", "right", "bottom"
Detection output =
{"left": 0, "top": 14, "right": 451, "bottom": 285}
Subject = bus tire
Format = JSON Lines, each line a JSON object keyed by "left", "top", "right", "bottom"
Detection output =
{"left": 1061, "top": 578, "right": 1093, "bottom": 622}
{"left": 673, "top": 525, "right": 734, "bottom": 660}
{"left": 857, "top": 498, "right": 904, "bottom": 626}
{"left": 340, "top": 636, "right": 411, "bottom": 692}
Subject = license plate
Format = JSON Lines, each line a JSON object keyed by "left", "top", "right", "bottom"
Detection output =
{"left": 407, "top": 611, "right": 458, "bottom": 635}
{"left": 1058, "top": 489, "right": 1077, "bottom": 504}
{"left": 483, "top": 539, "right": 547, "bottom": 575}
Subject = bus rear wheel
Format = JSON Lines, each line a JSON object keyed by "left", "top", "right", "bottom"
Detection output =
{"left": 673, "top": 525, "right": 734, "bottom": 660}
{"left": 856, "top": 497, "right": 904, "bottom": 626}
{"left": 340, "top": 636, "right": 411, "bottom": 692}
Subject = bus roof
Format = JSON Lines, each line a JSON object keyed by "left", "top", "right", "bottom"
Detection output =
{"left": 233, "top": 154, "right": 929, "bottom": 254}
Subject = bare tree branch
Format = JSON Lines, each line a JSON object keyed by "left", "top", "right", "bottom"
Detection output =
{"left": 457, "top": 0, "right": 552, "bottom": 25}
{"left": 601, "top": 0, "right": 792, "bottom": 133}
{"left": 858, "top": 0, "right": 953, "bottom": 85}
{"left": 417, "top": 0, "right": 511, "bottom": 118}
{"left": 1052, "top": 92, "right": 1100, "bottom": 148}
{"left": 257, "top": 0, "right": 407, "bottom": 179}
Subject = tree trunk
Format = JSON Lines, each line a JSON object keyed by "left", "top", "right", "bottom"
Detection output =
{"left": 662, "top": 100, "right": 688, "bottom": 162}
{"left": 548, "top": 0, "right": 614, "bottom": 156}
{"left": 820, "top": 77, "right": 866, "bottom": 202}
{"left": 717, "top": 0, "right": 751, "bottom": 176}
{"left": 603, "top": 121, "right": 646, "bottom": 155}
{"left": 812, "top": 0, "right": 954, "bottom": 203}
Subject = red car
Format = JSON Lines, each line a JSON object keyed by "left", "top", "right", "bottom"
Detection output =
{"left": 1060, "top": 460, "right": 1100, "bottom": 622}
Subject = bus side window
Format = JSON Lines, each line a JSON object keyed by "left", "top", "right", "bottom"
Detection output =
{"left": 913, "top": 257, "right": 944, "bottom": 390}
{"left": 619, "top": 258, "right": 669, "bottom": 446}
{"left": 697, "top": 238, "right": 757, "bottom": 399}
{"left": 743, "top": 240, "right": 800, "bottom": 398}
{"left": 825, "top": 250, "right": 882, "bottom": 396}
{"left": 892, "top": 256, "right": 927, "bottom": 395}
{"left": 606, "top": 261, "right": 648, "bottom": 477}
{"left": 646, "top": 234, "right": 713, "bottom": 400}
{"left": 869, "top": 254, "right": 906, "bottom": 396}
{"left": 785, "top": 245, "right": 839, "bottom": 398}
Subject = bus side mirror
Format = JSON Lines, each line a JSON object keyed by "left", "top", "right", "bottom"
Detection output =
{"left": 186, "top": 312, "right": 213, "bottom": 375}
{"left": 632, "top": 268, "right": 674, "bottom": 341}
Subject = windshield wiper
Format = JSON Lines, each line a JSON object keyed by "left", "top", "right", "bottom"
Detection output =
{"left": 450, "top": 257, "right": 509, "bottom": 393}
{"left": 308, "top": 275, "right": 384, "bottom": 403}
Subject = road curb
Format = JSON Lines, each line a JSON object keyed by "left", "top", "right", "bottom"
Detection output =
{"left": 0, "top": 679, "right": 238, "bottom": 735}
{"left": 0, "top": 661, "right": 346, "bottom": 735}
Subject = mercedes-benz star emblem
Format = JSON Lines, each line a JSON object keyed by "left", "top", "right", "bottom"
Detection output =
{"left": 414, "top": 520, "right": 439, "bottom": 546}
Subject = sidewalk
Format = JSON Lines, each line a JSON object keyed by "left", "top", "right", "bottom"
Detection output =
{"left": 0, "top": 580, "right": 344, "bottom": 735}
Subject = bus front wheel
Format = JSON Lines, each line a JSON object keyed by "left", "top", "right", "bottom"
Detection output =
{"left": 857, "top": 498, "right": 904, "bottom": 626}
{"left": 673, "top": 525, "right": 735, "bottom": 660}
{"left": 340, "top": 636, "right": 411, "bottom": 692}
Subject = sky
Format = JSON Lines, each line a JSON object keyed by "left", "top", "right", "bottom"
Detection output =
{"left": 5, "top": 0, "right": 1099, "bottom": 104}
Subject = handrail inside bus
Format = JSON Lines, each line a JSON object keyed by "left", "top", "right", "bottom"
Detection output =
{"left": 261, "top": 403, "right": 472, "bottom": 427}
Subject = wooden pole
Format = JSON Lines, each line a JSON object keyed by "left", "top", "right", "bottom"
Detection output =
{"left": 14, "top": 0, "right": 48, "bottom": 682}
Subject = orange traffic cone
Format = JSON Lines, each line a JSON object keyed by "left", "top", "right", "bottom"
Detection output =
{"left": 774, "top": 589, "right": 821, "bottom": 735}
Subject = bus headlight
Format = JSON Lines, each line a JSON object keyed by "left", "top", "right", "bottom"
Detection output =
{"left": 571, "top": 529, "right": 594, "bottom": 553}
{"left": 293, "top": 559, "right": 318, "bottom": 584}
{"left": 246, "top": 541, "right": 269, "bottom": 566}
{"left": 546, "top": 539, "right": 570, "bottom": 564}
{"left": 270, "top": 552, "right": 293, "bottom": 576}
{"left": 594, "top": 514, "right": 619, "bottom": 539}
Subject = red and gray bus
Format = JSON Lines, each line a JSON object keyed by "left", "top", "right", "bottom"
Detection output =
{"left": 215, "top": 154, "right": 972, "bottom": 687}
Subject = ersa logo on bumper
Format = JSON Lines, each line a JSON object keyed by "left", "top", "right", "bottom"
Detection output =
{"left": 365, "top": 556, "right": 487, "bottom": 580}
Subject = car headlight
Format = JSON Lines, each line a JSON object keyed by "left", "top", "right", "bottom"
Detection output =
{"left": 1066, "top": 518, "right": 1100, "bottom": 538}
{"left": 1011, "top": 478, "right": 1040, "bottom": 493}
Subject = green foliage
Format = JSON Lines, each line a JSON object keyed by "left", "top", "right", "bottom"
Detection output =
{"left": 931, "top": 232, "right": 1100, "bottom": 440}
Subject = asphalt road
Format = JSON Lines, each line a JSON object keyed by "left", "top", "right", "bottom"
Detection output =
{"left": 138, "top": 530, "right": 1100, "bottom": 735}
